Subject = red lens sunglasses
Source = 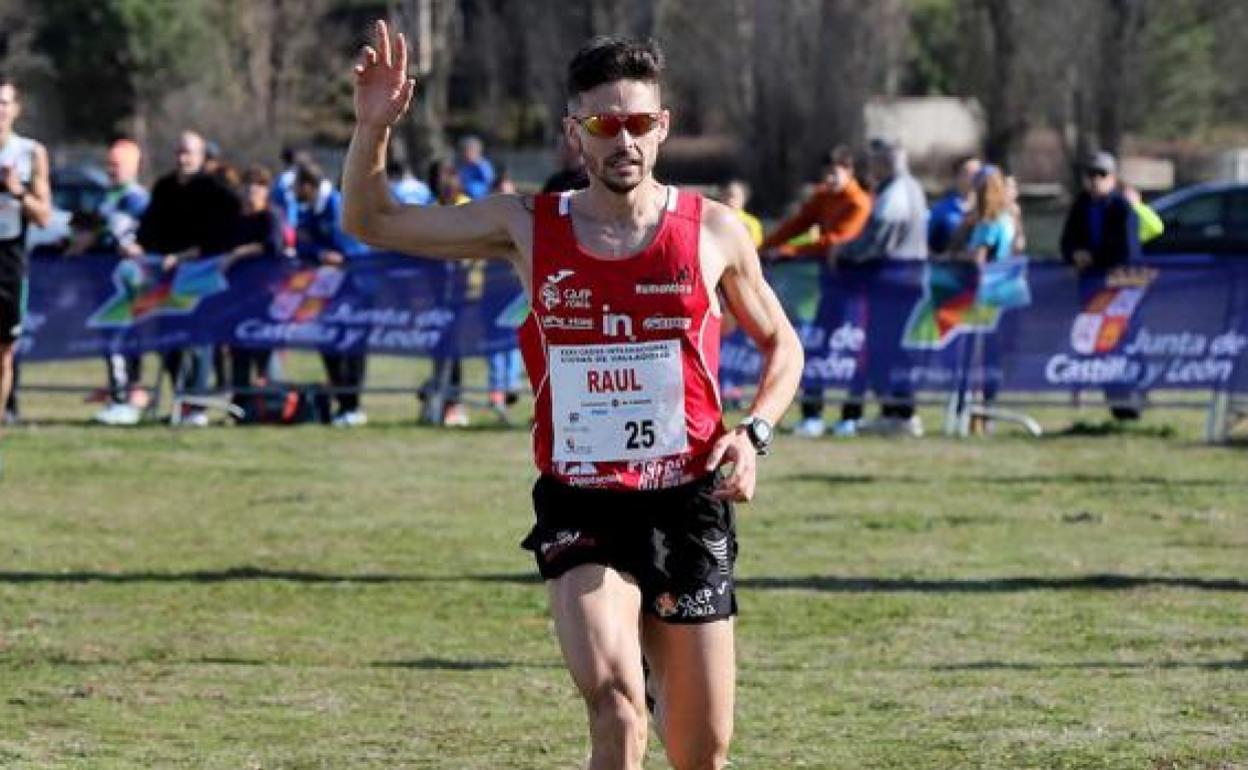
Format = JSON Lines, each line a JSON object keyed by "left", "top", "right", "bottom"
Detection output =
{"left": 572, "top": 112, "right": 662, "bottom": 139}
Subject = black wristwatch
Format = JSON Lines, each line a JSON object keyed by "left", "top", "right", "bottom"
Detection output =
{"left": 738, "top": 415, "right": 774, "bottom": 456}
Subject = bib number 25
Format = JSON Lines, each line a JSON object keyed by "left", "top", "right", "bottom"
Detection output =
{"left": 625, "top": 419, "right": 656, "bottom": 450}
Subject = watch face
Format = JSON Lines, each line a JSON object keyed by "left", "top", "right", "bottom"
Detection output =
{"left": 750, "top": 418, "right": 773, "bottom": 445}
{"left": 748, "top": 419, "right": 768, "bottom": 444}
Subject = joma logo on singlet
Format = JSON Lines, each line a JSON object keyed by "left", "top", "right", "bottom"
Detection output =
{"left": 540, "top": 269, "right": 591, "bottom": 311}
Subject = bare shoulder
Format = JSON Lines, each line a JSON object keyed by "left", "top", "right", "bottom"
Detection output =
{"left": 699, "top": 197, "right": 754, "bottom": 263}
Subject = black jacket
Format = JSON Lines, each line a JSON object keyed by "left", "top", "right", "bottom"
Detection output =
{"left": 1060, "top": 191, "right": 1140, "bottom": 268}
{"left": 138, "top": 172, "right": 241, "bottom": 256}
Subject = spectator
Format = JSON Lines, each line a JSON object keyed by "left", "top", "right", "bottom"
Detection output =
{"left": 134, "top": 130, "right": 241, "bottom": 426}
{"left": 836, "top": 138, "right": 929, "bottom": 438}
{"left": 293, "top": 159, "right": 369, "bottom": 427}
{"left": 719, "top": 179, "right": 763, "bottom": 248}
{"left": 927, "top": 155, "right": 981, "bottom": 256}
{"left": 83, "top": 139, "right": 151, "bottom": 426}
{"left": 952, "top": 166, "right": 1015, "bottom": 265}
{"left": 387, "top": 159, "right": 433, "bottom": 206}
{"left": 1060, "top": 151, "right": 1140, "bottom": 271}
{"left": 421, "top": 158, "right": 473, "bottom": 426}
{"left": 486, "top": 167, "right": 521, "bottom": 421}
{"left": 271, "top": 145, "right": 303, "bottom": 243}
{"left": 761, "top": 147, "right": 873, "bottom": 437}
{"left": 225, "top": 165, "right": 286, "bottom": 415}
{"left": 760, "top": 146, "right": 870, "bottom": 261}
{"left": 953, "top": 166, "right": 1018, "bottom": 435}
{"left": 1060, "top": 150, "right": 1143, "bottom": 420}
{"left": 455, "top": 135, "right": 495, "bottom": 200}
{"left": 541, "top": 135, "right": 588, "bottom": 193}
{"left": 716, "top": 178, "right": 765, "bottom": 410}
{"left": 1004, "top": 172, "right": 1026, "bottom": 254}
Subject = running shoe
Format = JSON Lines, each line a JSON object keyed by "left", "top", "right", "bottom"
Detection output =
{"left": 792, "top": 417, "right": 826, "bottom": 438}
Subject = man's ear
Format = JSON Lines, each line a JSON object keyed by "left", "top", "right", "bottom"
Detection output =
{"left": 563, "top": 117, "right": 583, "bottom": 156}
{"left": 655, "top": 109, "right": 671, "bottom": 145}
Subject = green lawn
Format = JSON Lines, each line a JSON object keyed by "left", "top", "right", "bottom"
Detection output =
{"left": 2, "top": 359, "right": 1246, "bottom": 769}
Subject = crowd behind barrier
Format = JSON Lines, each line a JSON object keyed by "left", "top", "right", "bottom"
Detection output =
{"left": 7, "top": 123, "right": 1248, "bottom": 437}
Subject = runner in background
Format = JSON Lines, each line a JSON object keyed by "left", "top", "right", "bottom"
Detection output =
{"left": 0, "top": 74, "right": 52, "bottom": 438}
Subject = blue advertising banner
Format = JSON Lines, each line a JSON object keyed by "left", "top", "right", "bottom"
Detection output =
{"left": 720, "top": 259, "right": 1248, "bottom": 394}
{"left": 19, "top": 252, "right": 527, "bottom": 362}
{"left": 19, "top": 252, "right": 1248, "bottom": 394}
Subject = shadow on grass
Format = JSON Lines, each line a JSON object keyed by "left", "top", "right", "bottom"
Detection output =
{"left": 0, "top": 566, "right": 540, "bottom": 585}
{"left": 932, "top": 658, "right": 1247, "bottom": 672}
{"left": 781, "top": 472, "right": 1244, "bottom": 488}
{"left": 738, "top": 574, "right": 1248, "bottom": 593}
{"left": 4, "top": 568, "right": 1245, "bottom": 593}
{"left": 371, "top": 657, "right": 560, "bottom": 671}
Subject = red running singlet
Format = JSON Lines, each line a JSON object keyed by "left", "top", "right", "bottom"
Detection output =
{"left": 518, "top": 187, "right": 726, "bottom": 491}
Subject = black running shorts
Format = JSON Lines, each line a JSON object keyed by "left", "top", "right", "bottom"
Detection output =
{"left": 522, "top": 474, "right": 738, "bottom": 624}
{"left": 0, "top": 274, "right": 22, "bottom": 344}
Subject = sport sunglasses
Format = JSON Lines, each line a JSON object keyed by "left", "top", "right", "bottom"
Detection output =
{"left": 571, "top": 112, "right": 662, "bottom": 139}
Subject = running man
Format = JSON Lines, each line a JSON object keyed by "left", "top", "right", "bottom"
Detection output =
{"left": 343, "top": 22, "right": 802, "bottom": 769}
{"left": 0, "top": 74, "right": 52, "bottom": 438}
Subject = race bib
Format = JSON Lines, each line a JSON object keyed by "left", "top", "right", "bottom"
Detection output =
{"left": 550, "top": 339, "right": 688, "bottom": 462}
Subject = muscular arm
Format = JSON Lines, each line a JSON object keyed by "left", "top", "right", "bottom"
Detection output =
{"left": 341, "top": 125, "right": 520, "bottom": 261}
{"left": 702, "top": 201, "right": 803, "bottom": 501}
{"left": 710, "top": 203, "right": 804, "bottom": 425}
{"left": 21, "top": 143, "right": 51, "bottom": 228}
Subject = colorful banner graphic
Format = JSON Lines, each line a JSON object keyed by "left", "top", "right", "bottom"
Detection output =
{"left": 18, "top": 253, "right": 1248, "bottom": 393}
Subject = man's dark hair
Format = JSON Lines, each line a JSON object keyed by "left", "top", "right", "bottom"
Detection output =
{"left": 294, "top": 159, "right": 324, "bottom": 188}
{"left": 566, "top": 36, "right": 664, "bottom": 102}
{"left": 822, "top": 146, "right": 855, "bottom": 170}
{"left": 242, "top": 164, "right": 273, "bottom": 187}
{"left": 951, "top": 154, "right": 978, "bottom": 174}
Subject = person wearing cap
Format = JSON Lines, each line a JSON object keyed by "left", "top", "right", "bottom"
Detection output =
{"left": 1060, "top": 150, "right": 1143, "bottom": 420}
{"left": 1060, "top": 150, "right": 1140, "bottom": 271}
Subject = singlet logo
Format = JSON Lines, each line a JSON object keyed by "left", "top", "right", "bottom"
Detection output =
{"left": 635, "top": 266, "right": 694, "bottom": 295}
{"left": 540, "top": 269, "right": 592, "bottom": 310}
{"left": 642, "top": 315, "right": 692, "bottom": 332}
{"left": 601, "top": 305, "right": 634, "bottom": 339}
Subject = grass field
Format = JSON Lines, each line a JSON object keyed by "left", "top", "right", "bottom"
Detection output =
{"left": 2, "top": 358, "right": 1247, "bottom": 769}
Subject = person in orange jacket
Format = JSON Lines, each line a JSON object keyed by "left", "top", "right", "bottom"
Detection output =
{"left": 761, "top": 146, "right": 871, "bottom": 436}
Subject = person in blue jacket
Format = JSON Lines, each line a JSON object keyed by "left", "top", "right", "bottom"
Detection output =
{"left": 294, "top": 159, "right": 370, "bottom": 426}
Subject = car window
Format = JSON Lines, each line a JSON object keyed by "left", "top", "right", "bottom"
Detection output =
{"left": 1225, "top": 191, "right": 1248, "bottom": 229}
{"left": 1161, "top": 193, "right": 1222, "bottom": 228}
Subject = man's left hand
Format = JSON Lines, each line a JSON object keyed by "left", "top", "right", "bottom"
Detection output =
{"left": 705, "top": 428, "right": 758, "bottom": 502}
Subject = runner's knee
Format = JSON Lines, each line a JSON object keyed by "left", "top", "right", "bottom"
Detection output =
{"left": 586, "top": 678, "right": 646, "bottom": 749}
{"left": 664, "top": 727, "right": 730, "bottom": 770}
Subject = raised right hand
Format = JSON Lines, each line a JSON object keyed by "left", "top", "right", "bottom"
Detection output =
{"left": 354, "top": 20, "right": 417, "bottom": 130}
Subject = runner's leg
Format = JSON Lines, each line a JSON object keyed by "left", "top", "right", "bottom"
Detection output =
{"left": 548, "top": 564, "right": 649, "bottom": 770}
{"left": 642, "top": 618, "right": 734, "bottom": 770}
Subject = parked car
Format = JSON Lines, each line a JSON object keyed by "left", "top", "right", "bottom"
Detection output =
{"left": 28, "top": 164, "right": 110, "bottom": 250}
{"left": 1144, "top": 182, "right": 1248, "bottom": 258}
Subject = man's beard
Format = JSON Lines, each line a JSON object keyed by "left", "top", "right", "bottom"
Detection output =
{"left": 589, "top": 151, "right": 646, "bottom": 194}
